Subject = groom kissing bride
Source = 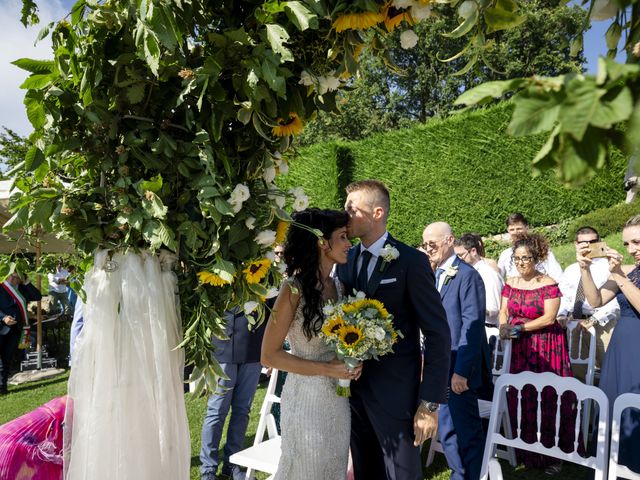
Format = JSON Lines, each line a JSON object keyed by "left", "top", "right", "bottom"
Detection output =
{"left": 262, "top": 179, "right": 451, "bottom": 480}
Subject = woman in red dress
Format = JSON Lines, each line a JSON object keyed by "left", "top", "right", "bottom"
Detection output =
{"left": 499, "top": 233, "right": 578, "bottom": 474}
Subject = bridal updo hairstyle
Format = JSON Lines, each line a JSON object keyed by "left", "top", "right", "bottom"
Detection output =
{"left": 284, "top": 208, "right": 350, "bottom": 339}
{"left": 512, "top": 233, "right": 550, "bottom": 265}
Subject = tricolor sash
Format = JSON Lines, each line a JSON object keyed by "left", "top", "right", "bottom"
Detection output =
{"left": 1, "top": 280, "right": 28, "bottom": 326}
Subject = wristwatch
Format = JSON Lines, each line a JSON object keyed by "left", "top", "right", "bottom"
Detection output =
{"left": 420, "top": 400, "right": 440, "bottom": 413}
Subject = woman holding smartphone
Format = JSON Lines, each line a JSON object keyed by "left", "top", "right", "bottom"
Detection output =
{"left": 579, "top": 215, "right": 640, "bottom": 473}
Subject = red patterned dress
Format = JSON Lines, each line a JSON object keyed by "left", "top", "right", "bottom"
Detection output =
{"left": 502, "top": 283, "right": 580, "bottom": 468}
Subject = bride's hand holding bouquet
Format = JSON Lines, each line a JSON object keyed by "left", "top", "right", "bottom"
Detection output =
{"left": 320, "top": 291, "right": 403, "bottom": 397}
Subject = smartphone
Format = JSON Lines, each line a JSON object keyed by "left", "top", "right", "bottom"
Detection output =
{"left": 587, "top": 241, "right": 607, "bottom": 259}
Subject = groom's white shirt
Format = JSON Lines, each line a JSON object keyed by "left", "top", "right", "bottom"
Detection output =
{"left": 358, "top": 231, "right": 389, "bottom": 282}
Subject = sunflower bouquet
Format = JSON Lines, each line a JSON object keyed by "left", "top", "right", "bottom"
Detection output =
{"left": 320, "top": 292, "right": 402, "bottom": 397}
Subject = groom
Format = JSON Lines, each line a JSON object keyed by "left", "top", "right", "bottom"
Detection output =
{"left": 336, "top": 180, "right": 451, "bottom": 480}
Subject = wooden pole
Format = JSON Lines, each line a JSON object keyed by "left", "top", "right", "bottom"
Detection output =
{"left": 36, "top": 237, "right": 42, "bottom": 370}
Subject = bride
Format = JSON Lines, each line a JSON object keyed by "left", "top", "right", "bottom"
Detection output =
{"left": 261, "top": 208, "right": 361, "bottom": 480}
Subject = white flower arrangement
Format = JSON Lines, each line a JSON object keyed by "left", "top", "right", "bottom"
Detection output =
{"left": 245, "top": 217, "right": 256, "bottom": 230}
{"left": 380, "top": 244, "right": 400, "bottom": 263}
{"left": 400, "top": 30, "right": 419, "bottom": 49}
{"left": 255, "top": 229, "right": 277, "bottom": 247}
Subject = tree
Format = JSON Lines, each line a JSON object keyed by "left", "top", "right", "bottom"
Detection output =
{"left": 299, "top": 0, "right": 586, "bottom": 145}
{"left": 0, "top": 128, "right": 29, "bottom": 177}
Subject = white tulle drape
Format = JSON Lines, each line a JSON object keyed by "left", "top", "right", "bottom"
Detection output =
{"left": 64, "top": 250, "right": 190, "bottom": 480}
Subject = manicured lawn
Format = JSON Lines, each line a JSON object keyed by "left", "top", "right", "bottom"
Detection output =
{"left": 2, "top": 370, "right": 589, "bottom": 480}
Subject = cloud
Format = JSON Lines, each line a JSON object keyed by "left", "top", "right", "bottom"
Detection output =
{"left": 0, "top": 0, "right": 69, "bottom": 137}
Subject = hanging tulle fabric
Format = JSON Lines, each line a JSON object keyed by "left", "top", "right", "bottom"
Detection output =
{"left": 63, "top": 250, "right": 190, "bottom": 480}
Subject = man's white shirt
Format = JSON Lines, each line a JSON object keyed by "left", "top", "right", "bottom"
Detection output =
{"left": 473, "top": 259, "right": 504, "bottom": 326}
{"left": 558, "top": 258, "right": 620, "bottom": 325}
{"left": 48, "top": 268, "right": 69, "bottom": 293}
{"left": 357, "top": 231, "right": 389, "bottom": 282}
{"left": 498, "top": 247, "right": 564, "bottom": 282}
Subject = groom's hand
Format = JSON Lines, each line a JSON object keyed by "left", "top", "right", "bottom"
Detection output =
{"left": 413, "top": 407, "right": 438, "bottom": 446}
{"left": 450, "top": 373, "right": 468, "bottom": 394}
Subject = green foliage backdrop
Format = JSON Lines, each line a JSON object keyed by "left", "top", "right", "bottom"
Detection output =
{"left": 284, "top": 103, "right": 626, "bottom": 244}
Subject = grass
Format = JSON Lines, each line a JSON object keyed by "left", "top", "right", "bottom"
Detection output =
{"left": 2, "top": 370, "right": 590, "bottom": 480}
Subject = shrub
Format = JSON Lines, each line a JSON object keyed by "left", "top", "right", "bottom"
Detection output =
{"left": 287, "top": 102, "right": 627, "bottom": 245}
{"left": 567, "top": 201, "right": 640, "bottom": 240}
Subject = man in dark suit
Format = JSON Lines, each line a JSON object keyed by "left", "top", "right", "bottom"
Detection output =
{"left": 0, "top": 271, "right": 42, "bottom": 394}
{"left": 336, "top": 180, "right": 451, "bottom": 480}
{"left": 199, "top": 308, "right": 266, "bottom": 480}
{"left": 422, "top": 222, "right": 490, "bottom": 480}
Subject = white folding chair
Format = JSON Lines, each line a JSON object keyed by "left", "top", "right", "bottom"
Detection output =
{"left": 566, "top": 320, "right": 597, "bottom": 386}
{"left": 566, "top": 320, "right": 597, "bottom": 445}
{"left": 479, "top": 372, "right": 610, "bottom": 480}
{"left": 609, "top": 393, "right": 640, "bottom": 480}
{"left": 426, "top": 337, "right": 516, "bottom": 468}
{"left": 229, "top": 369, "right": 282, "bottom": 480}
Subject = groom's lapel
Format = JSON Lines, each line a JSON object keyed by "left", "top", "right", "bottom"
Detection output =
{"left": 367, "top": 235, "right": 397, "bottom": 297}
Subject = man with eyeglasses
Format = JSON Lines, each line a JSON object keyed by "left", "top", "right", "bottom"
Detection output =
{"left": 557, "top": 226, "right": 620, "bottom": 382}
{"left": 497, "top": 213, "right": 563, "bottom": 282}
{"left": 454, "top": 234, "right": 504, "bottom": 340}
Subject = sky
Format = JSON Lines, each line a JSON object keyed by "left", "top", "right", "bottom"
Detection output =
{"left": 0, "top": 0, "right": 624, "bottom": 138}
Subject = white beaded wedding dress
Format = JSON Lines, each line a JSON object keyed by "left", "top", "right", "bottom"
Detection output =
{"left": 274, "top": 278, "right": 350, "bottom": 480}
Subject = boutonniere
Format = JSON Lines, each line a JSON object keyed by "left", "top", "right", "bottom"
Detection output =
{"left": 379, "top": 244, "right": 400, "bottom": 272}
{"left": 443, "top": 265, "right": 458, "bottom": 285}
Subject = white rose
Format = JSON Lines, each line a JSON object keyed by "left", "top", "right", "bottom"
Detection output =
{"left": 255, "top": 230, "right": 277, "bottom": 247}
{"left": 265, "top": 250, "right": 276, "bottom": 262}
{"left": 277, "top": 262, "right": 287, "bottom": 274}
{"left": 393, "top": 0, "right": 414, "bottom": 8}
{"left": 231, "top": 183, "right": 250, "bottom": 202}
{"left": 245, "top": 216, "right": 256, "bottom": 230}
{"left": 244, "top": 300, "right": 258, "bottom": 315}
{"left": 289, "top": 186, "right": 305, "bottom": 198}
{"left": 263, "top": 166, "right": 277, "bottom": 183}
{"left": 412, "top": 4, "right": 432, "bottom": 20}
{"left": 293, "top": 195, "right": 309, "bottom": 211}
{"left": 355, "top": 290, "right": 366, "bottom": 299}
{"left": 265, "top": 287, "right": 279, "bottom": 299}
{"left": 374, "top": 327, "right": 386, "bottom": 341}
{"left": 318, "top": 74, "right": 340, "bottom": 95}
{"left": 277, "top": 160, "right": 289, "bottom": 175}
{"left": 299, "top": 70, "right": 315, "bottom": 86}
{"left": 269, "top": 191, "right": 286, "bottom": 208}
{"left": 323, "top": 304, "right": 336, "bottom": 316}
{"left": 400, "top": 30, "right": 419, "bottom": 49}
{"left": 229, "top": 198, "right": 242, "bottom": 213}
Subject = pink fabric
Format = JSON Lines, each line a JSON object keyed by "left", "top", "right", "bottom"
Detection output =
{"left": 0, "top": 396, "right": 66, "bottom": 480}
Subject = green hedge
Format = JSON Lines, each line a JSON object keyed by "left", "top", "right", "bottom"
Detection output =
{"left": 566, "top": 201, "right": 640, "bottom": 240}
{"left": 284, "top": 103, "right": 627, "bottom": 245}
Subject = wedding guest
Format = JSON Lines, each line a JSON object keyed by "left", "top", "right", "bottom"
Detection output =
{"left": 423, "top": 222, "right": 489, "bottom": 480}
{"left": 499, "top": 233, "right": 577, "bottom": 473}
{"left": 557, "top": 226, "right": 619, "bottom": 382}
{"left": 497, "top": 213, "right": 563, "bottom": 282}
{"left": 0, "top": 271, "right": 42, "bottom": 395}
{"left": 454, "top": 233, "right": 504, "bottom": 339}
{"left": 200, "top": 309, "right": 266, "bottom": 480}
{"left": 47, "top": 261, "right": 71, "bottom": 315}
{"left": 474, "top": 237, "right": 500, "bottom": 274}
{"left": 579, "top": 215, "right": 640, "bottom": 473}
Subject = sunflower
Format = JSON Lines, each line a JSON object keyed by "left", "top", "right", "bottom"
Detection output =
{"left": 384, "top": 7, "right": 413, "bottom": 32}
{"left": 333, "top": 10, "right": 384, "bottom": 33}
{"left": 275, "top": 221, "right": 290, "bottom": 244}
{"left": 197, "top": 270, "right": 231, "bottom": 287}
{"left": 322, "top": 316, "right": 346, "bottom": 337}
{"left": 344, "top": 299, "right": 389, "bottom": 318}
{"left": 272, "top": 113, "right": 303, "bottom": 137}
{"left": 243, "top": 258, "right": 272, "bottom": 284}
{"left": 338, "top": 325, "right": 364, "bottom": 348}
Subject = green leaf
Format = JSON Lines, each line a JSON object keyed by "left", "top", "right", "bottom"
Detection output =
{"left": 284, "top": 1, "right": 318, "bottom": 31}
{"left": 265, "top": 24, "right": 293, "bottom": 63}
{"left": 142, "top": 193, "right": 168, "bottom": 219}
{"left": 627, "top": 99, "right": 640, "bottom": 154}
{"left": 138, "top": 174, "right": 163, "bottom": 194}
{"left": 484, "top": 0, "right": 526, "bottom": 34}
{"left": 532, "top": 124, "right": 561, "bottom": 165}
{"left": 225, "top": 28, "right": 254, "bottom": 45}
{"left": 261, "top": 60, "right": 286, "bottom": 97}
{"left": 157, "top": 222, "right": 177, "bottom": 251}
{"left": 212, "top": 258, "right": 236, "bottom": 282}
{"left": 144, "top": 31, "right": 161, "bottom": 76}
{"left": 24, "top": 146, "right": 45, "bottom": 172}
{"left": 214, "top": 197, "right": 235, "bottom": 216}
{"left": 71, "top": 0, "right": 87, "bottom": 25}
{"left": 570, "top": 33, "right": 583, "bottom": 58}
{"left": 557, "top": 77, "right": 605, "bottom": 141}
{"left": 237, "top": 107, "right": 253, "bottom": 125}
{"left": 454, "top": 79, "right": 525, "bottom": 106}
{"left": 24, "top": 91, "right": 46, "bottom": 130}
{"left": 35, "top": 22, "right": 54, "bottom": 43}
{"left": 591, "top": 86, "right": 633, "bottom": 128}
{"left": 443, "top": 8, "right": 478, "bottom": 39}
{"left": 508, "top": 90, "right": 561, "bottom": 136}
{"left": 11, "top": 58, "right": 55, "bottom": 74}
{"left": 3, "top": 207, "right": 29, "bottom": 231}
{"left": 126, "top": 83, "right": 146, "bottom": 104}
{"left": 29, "top": 201, "right": 53, "bottom": 228}
{"left": 605, "top": 21, "right": 622, "bottom": 51}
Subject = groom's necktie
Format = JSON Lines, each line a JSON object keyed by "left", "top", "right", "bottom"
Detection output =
{"left": 356, "top": 250, "right": 372, "bottom": 292}
{"left": 435, "top": 267, "right": 445, "bottom": 291}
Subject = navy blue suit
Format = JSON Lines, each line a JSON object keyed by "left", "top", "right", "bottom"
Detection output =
{"left": 336, "top": 235, "right": 451, "bottom": 480}
{"left": 200, "top": 309, "right": 266, "bottom": 477}
{"left": 0, "top": 281, "right": 42, "bottom": 390}
{"left": 436, "top": 256, "right": 491, "bottom": 480}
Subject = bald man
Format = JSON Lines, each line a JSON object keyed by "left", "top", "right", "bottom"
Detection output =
{"left": 422, "top": 222, "right": 490, "bottom": 480}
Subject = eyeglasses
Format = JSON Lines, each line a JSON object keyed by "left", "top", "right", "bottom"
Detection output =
{"left": 511, "top": 256, "right": 534, "bottom": 264}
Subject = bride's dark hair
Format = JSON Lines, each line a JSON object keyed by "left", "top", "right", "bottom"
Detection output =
{"left": 284, "top": 208, "right": 350, "bottom": 339}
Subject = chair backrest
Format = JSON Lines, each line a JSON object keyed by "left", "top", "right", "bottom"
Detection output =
{"left": 479, "top": 371, "right": 609, "bottom": 480}
{"left": 488, "top": 335, "right": 512, "bottom": 379}
{"left": 565, "top": 320, "right": 597, "bottom": 385}
{"left": 609, "top": 393, "right": 640, "bottom": 480}
{"left": 253, "top": 369, "right": 282, "bottom": 446}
